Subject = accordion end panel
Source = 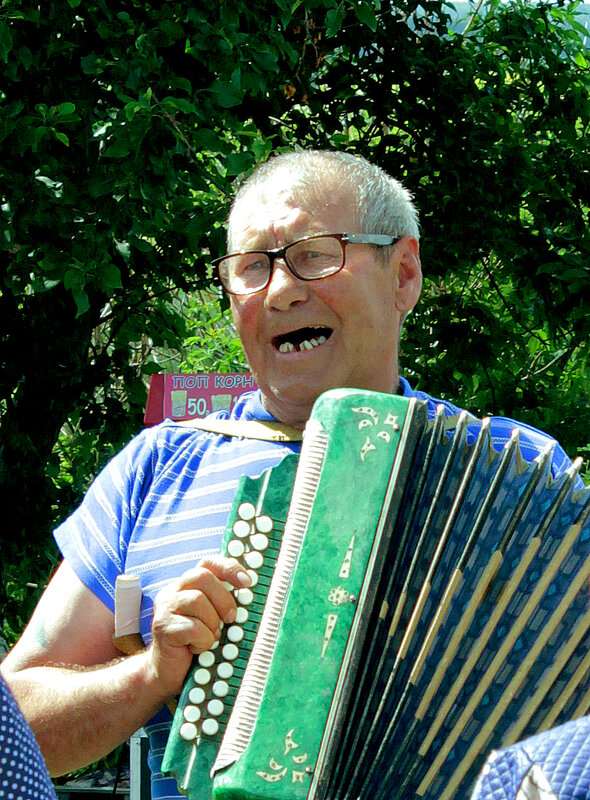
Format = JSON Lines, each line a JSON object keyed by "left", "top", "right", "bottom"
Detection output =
{"left": 211, "top": 390, "right": 424, "bottom": 800}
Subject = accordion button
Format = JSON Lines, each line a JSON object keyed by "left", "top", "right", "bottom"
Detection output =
{"left": 183, "top": 705, "right": 201, "bottom": 723}
{"left": 213, "top": 680, "right": 229, "bottom": 698}
{"left": 244, "top": 551, "right": 263, "bottom": 570}
{"left": 194, "top": 667, "right": 211, "bottom": 685}
{"left": 188, "top": 686, "right": 206, "bottom": 705}
{"left": 202, "top": 718, "right": 219, "bottom": 737}
{"left": 249, "top": 533, "right": 269, "bottom": 551}
{"left": 227, "top": 539, "right": 245, "bottom": 558}
{"left": 207, "top": 699, "right": 224, "bottom": 717}
{"left": 233, "top": 519, "right": 251, "bottom": 538}
{"left": 236, "top": 588, "right": 254, "bottom": 605}
{"left": 238, "top": 502, "right": 256, "bottom": 521}
{"left": 227, "top": 625, "right": 244, "bottom": 643}
{"left": 255, "top": 515, "right": 273, "bottom": 533}
{"left": 198, "top": 651, "right": 215, "bottom": 668}
{"left": 246, "top": 569, "right": 258, "bottom": 587}
{"left": 179, "top": 722, "right": 198, "bottom": 741}
{"left": 235, "top": 607, "right": 248, "bottom": 624}
{"left": 222, "top": 643, "right": 239, "bottom": 661}
{"left": 217, "top": 662, "right": 233, "bottom": 679}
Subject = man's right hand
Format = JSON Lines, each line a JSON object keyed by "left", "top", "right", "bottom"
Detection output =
{"left": 0, "top": 557, "right": 251, "bottom": 775}
{"left": 148, "top": 556, "right": 252, "bottom": 697}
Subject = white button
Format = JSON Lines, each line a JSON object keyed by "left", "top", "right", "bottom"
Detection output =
{"left": 194, "top": 668, "right": 211, "bottom": 685}
{"left": 201, "top": 718, "right": 219, "bottom": 736}
{"left": 183, "top": 705, "right": 201, "bottom": 723}
{"left": 207, "top": 699, "right": 224, "bottom": 717}
{"left": 255, "top": 515, "right": 273, "bottom": 533}
{"left": 235, "top": 607, "right": 248, "bottom": 624}
{"left": 249, "top": 533, "right": 269, "bottom": 551}
{"left": 233, "top": 519, "right": 251, "bottom": 538}
{"left": 217, "top": 662, "right": 233, "bottom": 679}
{"left": 238, "top": 502, "right": 256, "bottom": 521}
{"left": 246, "top": 569, "right": 258, "bottom": 587}
{"left": 198, "top": 651, "right": 215, "bottom": 668}
{"left": 179, "top": 722, "right": 198, "bottom": 741}
{"left": 213, "top": 680, "right": 229, "bottom": 698}
{"left": 227, "top": 626, "right": 244, "bottom": 643}
{"left": 188, "top": 687, "right": 206, "bottom": 705}
{"left": 236, "top": 588, "right": 254, "bottom": 605}
{"left": 227, "top": 539, "right": 245, "bottom": 558}
{"left": 244, "top": 551, "right": 263, "bottom": 570}
{"left": 222, "top": 643, "right": 239, "bottom": 661}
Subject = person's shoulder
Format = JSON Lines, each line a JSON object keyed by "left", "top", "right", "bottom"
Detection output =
{"left": 398, "top": 376, "right": 463, "bottom": 419}
{"left": 398, "top": 376, "right": 581, "bottom": 485}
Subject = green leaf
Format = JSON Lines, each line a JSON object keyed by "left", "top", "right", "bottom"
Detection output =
{"left": 56, "top": 101, "right": 76, "bottom": 117}
{"left": 353, "top": 1, "right": 377, "bottom": 32}
{"left": 72, "top": 287, "right": 90, "bottom": 316}
{"left": 54, "top": 131, "right": 70, "bottom": 146}
{"left": 225, "top": 151, "right": 254, "bottom": 175}
{"left": 64, "top": 269, "right": 83, "bottom": 291}
{"left": 131, "top": 237, "right": 154, "bottom": 253}
{"left": 81, "top": 53, "right": 101, "bottom": 74}
{"left": 326, "top": 5, "right": 346, "bottom": 37}
{"left": 0, "top": 21, "right": 13, "bottom": 63}
{"left": 97, "top": 263, "right": 123, "bottom": 290}
{"left": 210, "top": 69, "right": 243, "bottom": 108}
{"left": 141, "top": 360, "right": 165, "bottom": 375}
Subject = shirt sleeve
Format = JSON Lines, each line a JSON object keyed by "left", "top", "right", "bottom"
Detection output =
{"left": 54, "top": 426, "right": 158, "bottom": 612}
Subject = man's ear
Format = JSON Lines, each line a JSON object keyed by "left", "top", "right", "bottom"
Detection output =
{"left": 394, "top": 236, "right": 422, "bottom": 314}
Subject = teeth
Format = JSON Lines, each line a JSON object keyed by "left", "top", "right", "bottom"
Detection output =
{"left": 278, "top": 332, "right": 328, "bottom": 354}
{"left": 279, "top": 334, "right": 328, "bottom": 354}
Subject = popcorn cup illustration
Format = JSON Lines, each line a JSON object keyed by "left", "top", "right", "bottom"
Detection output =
{"left": 211, "top": 393, "right": 232, "bottom": 412}
{"left": 170, "top": 389, "right": 188, "bottom": 418}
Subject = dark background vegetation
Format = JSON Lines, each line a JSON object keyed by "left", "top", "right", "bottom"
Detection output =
{"left": 1, "top": 0, "right": 589, "bottom": 641}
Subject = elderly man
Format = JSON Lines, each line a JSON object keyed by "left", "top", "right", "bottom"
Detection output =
{"left": 0, "top": 150, "right": 578, "bottom": 797}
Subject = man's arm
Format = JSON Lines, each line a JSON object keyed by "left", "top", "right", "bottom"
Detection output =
{"left": 1, "top": 557, "right": 250, "bottom": 776}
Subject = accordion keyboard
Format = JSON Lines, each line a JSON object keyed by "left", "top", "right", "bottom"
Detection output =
{"left": 178, "top": 500, "right": 280, "bottom": 743}
{"left": 161, "top": 454, "right": 299, "bottom": 798}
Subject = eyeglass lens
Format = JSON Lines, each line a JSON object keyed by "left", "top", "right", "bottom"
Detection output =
{"left": 219, "top": 235, "right": 345, "bottom": 295}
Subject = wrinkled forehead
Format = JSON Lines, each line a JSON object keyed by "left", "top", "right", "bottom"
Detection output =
{"left": 227, "top": 167, "right": 359, "bottom": 250}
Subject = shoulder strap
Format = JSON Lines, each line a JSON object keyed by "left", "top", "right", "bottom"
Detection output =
{"left": 175, "top": 409, "right": 477, "bottom": 440}
{"left": 174, "top": 417, "right": 303, "bottom": 442}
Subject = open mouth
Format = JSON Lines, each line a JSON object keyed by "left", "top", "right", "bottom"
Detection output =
{"left": 273, "top": 326, "right": 333, "bottom": 354}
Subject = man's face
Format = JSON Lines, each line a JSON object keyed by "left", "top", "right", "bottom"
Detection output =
{"left": 228, "top": 181, "right": 421, "bottom": 427}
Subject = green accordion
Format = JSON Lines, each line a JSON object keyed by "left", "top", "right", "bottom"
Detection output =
{"left": 162, "top": 388, "right": 590, "bottom": 800}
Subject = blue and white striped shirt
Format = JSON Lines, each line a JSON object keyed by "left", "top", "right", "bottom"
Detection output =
{"left": 54, "top": 381, "right": 580, "bottom": 799}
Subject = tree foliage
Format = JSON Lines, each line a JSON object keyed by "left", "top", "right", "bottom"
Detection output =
{"left": 1, "top": 0, "right": 589, "bottom": 636}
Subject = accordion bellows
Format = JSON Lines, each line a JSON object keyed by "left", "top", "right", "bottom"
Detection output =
{"left": 162, "top": 389, "right": 590, "bottom": 800}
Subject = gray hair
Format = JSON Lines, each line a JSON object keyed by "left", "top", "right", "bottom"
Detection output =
{"left": 227, "top": 149, "right": 420, "bottom": 249}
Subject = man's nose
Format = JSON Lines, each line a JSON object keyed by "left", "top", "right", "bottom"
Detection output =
{"left": 265, "top": 258, "right": 309, "bottom": 310}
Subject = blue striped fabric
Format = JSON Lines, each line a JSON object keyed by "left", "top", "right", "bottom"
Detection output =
{"left": 54, "top": 383, "right": 582, "bottom": 799}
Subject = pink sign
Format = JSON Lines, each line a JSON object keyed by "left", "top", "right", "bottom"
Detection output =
{"left": 162, "top": 373, "right": 257, "bottom": 421}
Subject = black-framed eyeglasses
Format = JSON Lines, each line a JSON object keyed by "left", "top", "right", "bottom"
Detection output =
{"left": 212, "top": 232, "right": 400, "bottom": 296}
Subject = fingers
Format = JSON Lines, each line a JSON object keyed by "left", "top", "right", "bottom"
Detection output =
{"left": 151, "top": 557, "right": 252, "bottom": 658}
